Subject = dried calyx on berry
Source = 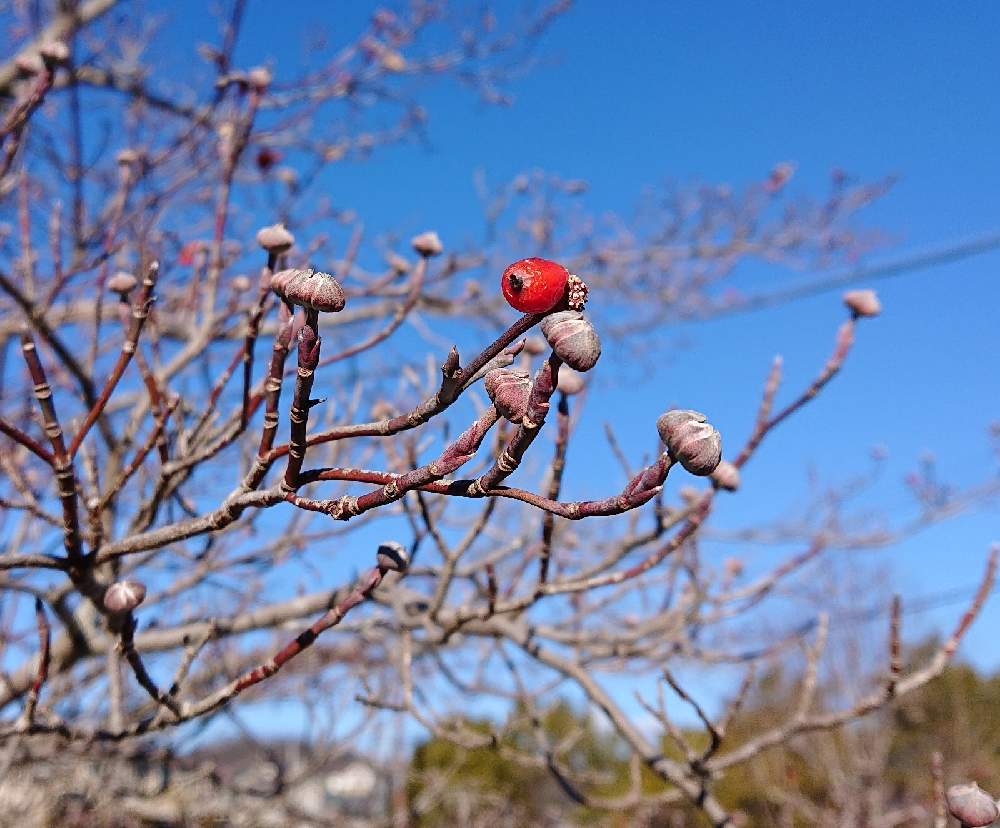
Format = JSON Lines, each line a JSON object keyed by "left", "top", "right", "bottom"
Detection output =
{"left": 501, "top": 258, "right": 569, "bottom": 314}
{"left": 540, "top": 311, "right": 601, "bottom": 372}
{"left": 103, "top": 580, "right": 147, "bottom": 613}
{"left": 484, "top": 368, "right": 532, "bottom": 422}
{"left": 256, "top": 223, "right": 295, "bottom": 255}
{"left": 657, "top": 409, "right": 723, "bottom": 476}
{"left": 271, "top": 268, "right": 346, "bottom": 313}
{"left": 946, "top": 782, "right": 999, "bottom": 827}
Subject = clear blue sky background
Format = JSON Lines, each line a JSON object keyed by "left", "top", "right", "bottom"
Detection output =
{"left": 141, "top": 0, "right": 999, "bottom": 734}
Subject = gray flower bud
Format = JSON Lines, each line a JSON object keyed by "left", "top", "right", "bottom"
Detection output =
{"left": 711, "top": 460, "right": 740, "bottom": 491}
{"left": 271, "top": 268, "right": 345, "bottom": 312}
{"left": 522, "top": 335, "right": 548, "bottom": 356}
{"left": 657, "top": 409, "right": 722, "bottom": 476}
{"left": 843, "top": 289, "right": 881, "bottom": 318}
{"left": 411, "top": 231, "right": 443, "bottom": 257}
{"left": 107, "top": 271, "right": 138, "bottom": 295}
{"left": 256, "top": 223, "right": 295, "bottom": 254}
{"left": 38, "top": 40, "right": 69, "bottom": 65}
{"left": 386, "top": 252, "right": 411, "bottom": 273}
{"left": 104, "top": 580, "right": 147, "bottom": 613}
{"left": 484, "top": 368, "right": 532, "bottom": 422}
{"left": 376, "top": 541, "right": 410, "bottom": 573}
{"left": 946, "top": 783, "right": 999, "bottom": 827}
{"left": 556, "top": 367, "right": 586, "bottom": 396}
{"left": 15, "top": 53, "right": 45, "bottom": 76}
{"left": 247, "top": 66, "right": 273, "bottom": 91}
{"left": 540, "top": 311, "right": 601, "bottom": 372}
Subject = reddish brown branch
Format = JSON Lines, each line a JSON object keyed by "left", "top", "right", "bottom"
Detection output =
{"left": 69, "top": 261, "right": 159, "bottom": 457}
{"left": 0, "top": 417, "right": 54, "bottom": 465}
{"left": 18, "top": 597, "right": 50, "bottom": 726}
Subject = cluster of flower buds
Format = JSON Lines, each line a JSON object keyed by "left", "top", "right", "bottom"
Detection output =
{"left": 540, "top": 311, "right": 601, "bottom": 372}
{"left": 946, "top": 782, "right": 999, "bottom": 827}
{"left": 484, "top": 368, "right": 532, "bottom": 422}
{"left": 270, "top": 268, "right": 346, "bottom": 313}
{"left": 657, "top": 409, "right": 723, "bottom": 476}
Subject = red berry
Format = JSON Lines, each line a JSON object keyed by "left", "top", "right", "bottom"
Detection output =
{"left": 500, "top": 258, "right": 569, "bottom": 313}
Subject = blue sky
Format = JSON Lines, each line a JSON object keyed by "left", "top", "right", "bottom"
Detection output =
{"left": 23, "top": 0, "right": 995, "bottom": 740}
{"left": 208, "top": 0, "right": 1000, "bottom": 661}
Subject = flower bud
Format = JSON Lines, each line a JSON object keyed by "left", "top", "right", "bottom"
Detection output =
{"left": 657, "top": 409, "right": 722, "bottom": 476}
{"left": 711, "top": 460, "right": 740, "bottom": 491}
{"left": 380, "top": 49, "right": 406, "bottom": 72}
{"left": 107, "top": 271, "right": 138, "bottom": 295}
{"left": 247, "top": 66, "right": 272, "bottom": 92}
{"left": 843, "top": 289, "right": 881, "bottom": 318}
{"left": 411, "top": 231, "right": 443, "bottom": 257}
{"left": 678, "top": 485, "right": 701, "bottom": 505}
{"left": 376, "top": 541, "right": 410, "bottom": 573}
{"left": 270, "top": 268, "right": 345, "bottom": 312}
{"left": 104, "top": 580, "right": 147, "bottom": 613}
{"left": 15, "top": 52, "right": 45, "bottom": 76}
{"left": 946, "top": 782, "right": 999, "bottom": 827}
{"left": 386, "top": 252, "right": 410, "bottom": 273}
{"left": 38, "top": 40, "right": 69, "bottom": 65}
{"left": 522, "top": 335, "right": 548, "bottom": 356}
{"left": 231, "top": 274, "right": 252, "bottom": 292}
{"left": 256, "top": 223, "right": 294, "bottom": 254}
{"left": 540, "top": 311, "right": 601, "bottom": 372}
{"left": 116, "top": 148, "right": 142, "bottom": 167}
{"left": 484, "top": 368, "right": 532, "bottom": 422}
{"left": 556, "top": 367, "right": 586, "bottom": 396}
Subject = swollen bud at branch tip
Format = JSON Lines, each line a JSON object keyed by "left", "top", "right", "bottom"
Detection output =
{"left": 411, "top": 231, "right": 443, "bottom": 257}
{"left": 376, "top": 541, "right": 410, "bottom": 573}
{"left": 15, "top": 52, "right": 45, "bottom": 76}
{"left": 484, "top": 368, "right": 532, "bottom": 422}
{"left": 107, "top": 271, "right": 138, "bottom": 295}
{"left": 103, "top": 580, "right": 147, "bottom": 614}
{"left": 710, "top": 459, "right": 740, "bottom": 491}
{"left": 540, "top": 311, "right": 601, "bottom": 372}
{"left": 556, "top": 367, "right": 586, "bottom": 396}
{"left": 522, "top": 335, "right": 548, "bottom": 357}
{"left": 657, "top": 409, "right": 723, "bottom": 477}
{"left": 843, "top": 289, "right": 881, "bottom": 318}
{"left": 946, "top": 782, "right": 999, "bottom": 827}
{"left": 247, "top": 66, "right": 272, "bottom": 92}
{"left": 38, "top": 40, "right": 69, "bottom": 65}
{"left": 270, "top": 268, "right": 346, "bottom": 313}
{"left": 256, "top": 223, "right": 295, "bottom": 254}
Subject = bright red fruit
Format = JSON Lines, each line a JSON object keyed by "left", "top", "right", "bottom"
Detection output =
{"left": 500, "top": 257, "right": 569, "bottom": 313}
